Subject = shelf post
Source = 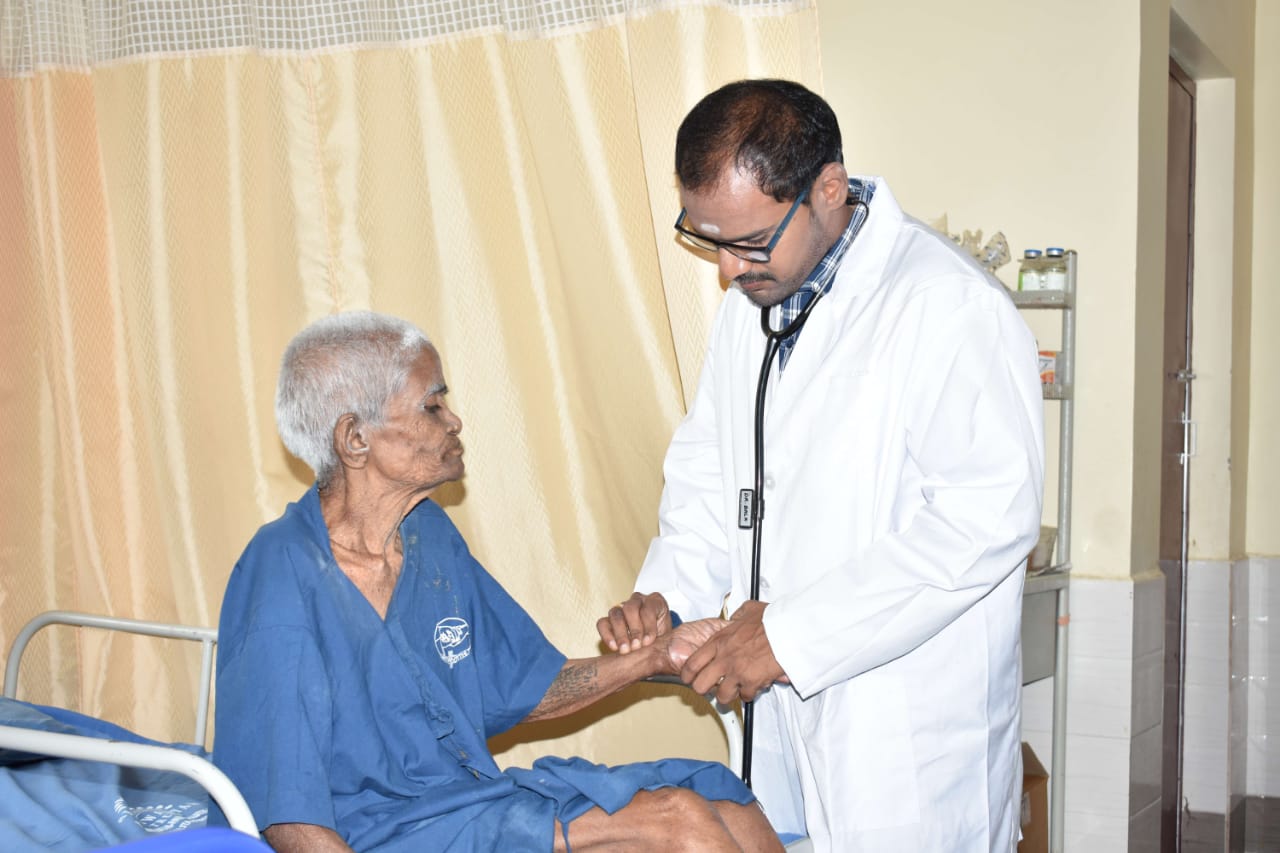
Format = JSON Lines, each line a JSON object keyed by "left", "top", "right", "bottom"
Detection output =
{"left": 1048, "top": 250, "right": 1076, "bottom": 853}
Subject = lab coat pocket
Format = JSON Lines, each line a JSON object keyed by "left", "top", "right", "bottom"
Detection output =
{"left": 829, "top": 671, "right": 921, "bottom": 831}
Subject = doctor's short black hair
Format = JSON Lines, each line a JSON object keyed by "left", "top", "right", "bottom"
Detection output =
{"left": 675, "top": 79, "right": 843, "bottom": 203}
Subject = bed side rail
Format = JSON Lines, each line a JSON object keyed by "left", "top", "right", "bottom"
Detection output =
{"left": 3, "top": 611, "right": 218, "bottom": 747}
{"left": 0, "top": 724, "right": 259, "bottom": 838}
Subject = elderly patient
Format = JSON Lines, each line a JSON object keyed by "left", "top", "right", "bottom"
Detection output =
{"left": 213, "top": 311, "right": 779, "bottom": 853}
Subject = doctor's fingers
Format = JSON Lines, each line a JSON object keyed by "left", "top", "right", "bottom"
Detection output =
{"left": 734, "top": 675, "right": 773, "bottom": 703}
{"left": 700, "top": 665, "right": 751, "bottom": 705}
{"left": 681, "top": 638, "right": 727, "bottom": 692}
{"left": 689, "top": 663, "right": 733, "bottom": 699}
{"left": 690, "top": 661, "right": 763, "bottom": 704}
{"left": 703, "top": 661, "right": 770, "bottom": 703}
{"left": 716, "top": 676, "right": 749, "bottom": 705}
{"left": 691, "top": 658, "right": 767, "bottom": 703}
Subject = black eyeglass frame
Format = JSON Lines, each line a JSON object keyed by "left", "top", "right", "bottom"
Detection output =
{"left": 673, "top": 187, "right": 810, "bottom": 264}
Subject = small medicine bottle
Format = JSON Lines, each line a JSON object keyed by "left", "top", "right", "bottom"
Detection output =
{"left": 1043, "top": 247, "right": 1068, "bottom": 290}
{"left": 1018, "top": 249, "right": 1043, "bottom": 291}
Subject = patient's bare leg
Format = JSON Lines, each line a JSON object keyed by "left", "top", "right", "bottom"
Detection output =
{"left": 554, "top": 788, "right": 784, "bottom": 852}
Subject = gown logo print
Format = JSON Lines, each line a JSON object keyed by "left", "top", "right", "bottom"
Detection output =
{"left": 113, "top": 797, "right": 207, "bottom": 833}
{"left": 434, "top": 617, "right": 471, "bottom": 668}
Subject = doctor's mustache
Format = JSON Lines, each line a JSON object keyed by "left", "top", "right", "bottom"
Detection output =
{"left": 734, "top": 273, "right": 776, "bottom": 287}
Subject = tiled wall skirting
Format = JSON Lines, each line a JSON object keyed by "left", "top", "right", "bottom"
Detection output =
{"left": 1178, "top": 557, "right": 1280, "bottom": 809}
{"left": 1020, "top": 572, "right": 1164, "bottom": 853}
{"left": 1182, "top": 560, "right": 1231, "bottom": 812}
{"left": 1245, "top": 556, "right": 1280, "bottom": 799}
{"left": 1020, "top": 559, "right": 1280, "bottom": 852}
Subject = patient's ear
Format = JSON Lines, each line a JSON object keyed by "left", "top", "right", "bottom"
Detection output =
{"left": 334, "top": 413, "right": 370, "bottom": 469}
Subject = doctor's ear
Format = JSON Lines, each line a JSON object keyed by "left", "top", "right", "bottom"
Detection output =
{"left": 813, "top": 162, "right": 850, "bottom": 212}
{"left": 334, "top": 413, "right": 371, "bottom": 469}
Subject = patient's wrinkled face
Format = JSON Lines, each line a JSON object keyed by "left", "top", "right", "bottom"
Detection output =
{"left": 367, "top": 347, "right": 465, "bottom": 493}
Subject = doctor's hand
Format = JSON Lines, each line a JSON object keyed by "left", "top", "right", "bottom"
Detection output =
{"left": 681, "top": 601, "right": 787, "bottom": 704}
{"left": 597, "top": 591, "right": 671, "bottom": 654}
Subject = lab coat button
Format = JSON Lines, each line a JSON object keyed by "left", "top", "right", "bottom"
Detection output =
{"left": 764, "top": 474, "right": 776, "bottom": 489}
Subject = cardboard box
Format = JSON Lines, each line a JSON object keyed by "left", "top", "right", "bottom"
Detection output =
{"left": 1027, "top": 525, "right": 1057, "bottom": 574}
{"left": 1018, "top": 743, "right": 1049, "bottom": 853}
{"left": 1037, "top": 350, "right": 1058, "bottom": 386}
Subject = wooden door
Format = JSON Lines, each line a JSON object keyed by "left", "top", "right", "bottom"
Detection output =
{"left": 1160, "top": 56, "right": 1195, "bottom": 853}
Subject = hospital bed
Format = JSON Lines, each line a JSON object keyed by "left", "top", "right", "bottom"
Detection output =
{"left": 0, "top": 610, "right": 264, "bottom": 851}
{"left": 2, "top": 610, "right": 809, "bottom": 851}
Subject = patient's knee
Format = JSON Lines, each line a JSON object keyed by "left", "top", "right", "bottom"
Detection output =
{"left": 562, "top": 788, "right": 743, "bottom": 852}
{"left": 633, "top": 788, "right": 732, "bottom": 849}
{"left": 646, "top": 786, "right": 707, "bottom": 818}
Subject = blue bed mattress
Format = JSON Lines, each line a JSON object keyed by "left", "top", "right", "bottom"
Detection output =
{"left": 0, "top": 697, "right": 242, "bottom": 851}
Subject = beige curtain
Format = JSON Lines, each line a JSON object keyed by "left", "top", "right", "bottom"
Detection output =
{"left": 0, "top": 0, "right": 821, "bottom": 766}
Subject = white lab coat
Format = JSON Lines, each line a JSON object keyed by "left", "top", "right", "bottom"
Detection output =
{"left": 637, "top": 179, "right": 1045, "bottom": 852}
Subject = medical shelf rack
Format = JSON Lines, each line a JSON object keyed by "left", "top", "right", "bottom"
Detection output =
{"left": 1011, "top": 248, "right": 1075, "bottom": 853}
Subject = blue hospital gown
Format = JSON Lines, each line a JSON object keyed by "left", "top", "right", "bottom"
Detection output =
{"left": 213, "top": 487, "right": 752, "bottom": 851}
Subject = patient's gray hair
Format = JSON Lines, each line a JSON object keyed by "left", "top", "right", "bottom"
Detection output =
{"left": 275, "top": 311, "right": 432, "bottom": 487}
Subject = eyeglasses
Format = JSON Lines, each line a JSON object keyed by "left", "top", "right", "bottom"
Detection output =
{"left": 673, "top": 187, "right": 809, "bottom": 264}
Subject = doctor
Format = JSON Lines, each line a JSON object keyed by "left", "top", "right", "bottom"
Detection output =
{"left": 598, "top": 80, "right": 1045, "bottom": 852}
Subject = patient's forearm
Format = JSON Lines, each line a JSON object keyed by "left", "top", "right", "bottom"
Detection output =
{"left": 524, "top": 647, "right": 665, "bottom": 722}
{"left": 264, "top": 822, "right": 353, "bottom": 853}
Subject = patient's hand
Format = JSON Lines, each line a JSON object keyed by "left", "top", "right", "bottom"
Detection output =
{"left": 663, "top": 617, "right": 729, "bottom": 671}
{"left": 598, "top": 591, "right": 670, "bottom": 654}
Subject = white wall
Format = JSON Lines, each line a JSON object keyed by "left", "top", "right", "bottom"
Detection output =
{"left": 814, "top": 4, "right": 1160, "bottom": 847}
{"left": 816, "top": 0, "right": 1150, "bottom": 582}
{"left": 1246, "top": 0, "right": 1280, "bottom": 804}
{"left": 814, "top": 1, "right": 1275, "bottom": 848}
{"left": 1247, "top": 0, "right": 1280, "bottom": 559}
{"left": 1185, "top": 77, "right": 1236, "bottom": 561}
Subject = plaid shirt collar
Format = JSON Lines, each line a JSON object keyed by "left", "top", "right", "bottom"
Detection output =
{"left": 775, "top": 177, "right": 875, "bottom": 371}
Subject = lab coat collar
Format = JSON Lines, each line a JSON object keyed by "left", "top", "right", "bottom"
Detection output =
{"left": 762, "top": 176, "right": 903, "bottom": 419}
{"left": 824, "top": 175, "right": 903, "bottom": 309}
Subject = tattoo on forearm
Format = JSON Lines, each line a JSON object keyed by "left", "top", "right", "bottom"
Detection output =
{"left": 527, "top": 653, "right": 652, "bottom": 722}
{"left": 543, "top": 660, "right": 599, "bottom": 708}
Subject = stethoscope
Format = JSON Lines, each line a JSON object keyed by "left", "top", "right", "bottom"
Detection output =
{"left": 737, "top": 198, "right": 868, "bottom": 788}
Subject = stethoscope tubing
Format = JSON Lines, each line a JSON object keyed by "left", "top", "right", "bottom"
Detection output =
{"left": 741, "top": 288, "right": 827, "bottom": 788}
{"left": 736, "top": 196, "right": 867, "bottom": 788}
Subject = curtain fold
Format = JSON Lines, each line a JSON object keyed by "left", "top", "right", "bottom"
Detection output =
{"left": 0, "top": 0, "right": 820, "bottom": 766}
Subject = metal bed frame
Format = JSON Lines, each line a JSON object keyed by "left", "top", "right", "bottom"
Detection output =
{"left": 0, "top": 610, "right": 259, "bottom": 838}
{"left": 3, "top": 612, "right": 812, "bottom": 848}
